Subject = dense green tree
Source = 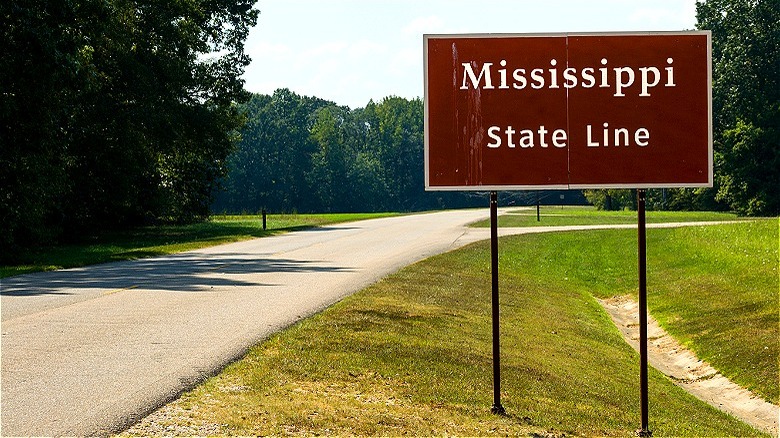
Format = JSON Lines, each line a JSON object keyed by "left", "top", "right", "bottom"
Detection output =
{"left": 308, "top": 106, "right": 347, "bottom": 211}
{"left": 365, "top": 97, "right": 425, "bottom": 210}
{"left": 213, "top": 89, "right": 332, "bottom": 213}
{"left": 1, "top": 0, "right": 258, "bottom": 252}
{"left": 697, "top": 0, "right": 780, "bottom": 216}
{"left": 338, "top": 105, "right": 390, "bottom": 212}
{"left": 214, "top": 91, "right": 487, "bottom": 214}
{"left": 1, "top": 0, "right": 79, "bottom": 246}
{"left": 583, "top": 189, "right": 636, "bottom": 211}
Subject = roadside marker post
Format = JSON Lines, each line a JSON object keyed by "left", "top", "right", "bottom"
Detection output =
{"left": 637, "top": 189, "right": 651, "bottom": 436}
{"left": 423, "top": 32, "right": 711, "bottom": 430}
{"left": 489, "top": 191, "right": 506, "bottom": 415}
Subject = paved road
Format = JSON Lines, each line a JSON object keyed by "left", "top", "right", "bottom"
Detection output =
{"left": 1, "top": 210, "right": 495, "bottom": 437}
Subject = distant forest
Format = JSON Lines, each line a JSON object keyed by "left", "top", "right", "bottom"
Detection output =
{"left": 211, "top": 89, "right": 587, "bottom": 214}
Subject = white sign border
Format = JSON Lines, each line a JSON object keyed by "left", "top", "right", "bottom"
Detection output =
{"left": 423, "top": 31, "right": 713, "bottom": 191}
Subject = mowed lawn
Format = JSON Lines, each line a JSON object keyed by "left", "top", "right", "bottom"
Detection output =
{"left": 499, "top": 219, "right": 778, "bottom": 405}
{"left": 123, "top": 215, "right": 777, "bottom": 436}
{"left": 1, "top": 213, "right": 397, "bottom": 278}
{"left": 472, "top": 205, "right": 747, "bottom": 227}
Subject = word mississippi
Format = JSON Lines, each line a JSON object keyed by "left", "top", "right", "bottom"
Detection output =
{"left": 460, "top": 58, "right": 676, "bottom": 97}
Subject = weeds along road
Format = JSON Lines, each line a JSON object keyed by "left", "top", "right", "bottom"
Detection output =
{"left": 0, "top": 209, "right": 497, "bottom": 437}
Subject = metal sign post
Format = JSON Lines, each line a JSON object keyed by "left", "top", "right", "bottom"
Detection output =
{"left": 637, "top": 189, "right": 651, "bottom": 436}
{"left": 490, "top": 191, "right": 506, "bottom": 415}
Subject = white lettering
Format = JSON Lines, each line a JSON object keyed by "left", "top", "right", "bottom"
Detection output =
{"left": 639, "top": 67, "right": 660, "bottom": 97}
{"left": 614, "top": 127, "right": 630, "bottom": 146}
{"left": 599, "top": 58, "right": 609, "bottom": 88}
{"left": 461, "top": 62, "right": 494, "bottom": 89}
{"left": 530, "top": 68, "right": 545, "bottom": 89}
{"left": 587, "top": 124, "right": 599, "bottom": 147}
{"left": 636, "top": 128, "right": 650, "bottom": 146}
{"left": 552, "top": 129, "right": 567, "bottom": 148}
{"left": 505, "top": 126, "right": 516, "bottom": 148}
{"left": 512, "top": 69, "right": 527, "bottom": 89}
{"left": 581, "top": 68, "right": 596, "bottom": 88}
{"left": 459, "top": 57, "right": 677, "bottom": 97}
{"left": 613, "top": 67, "right": 635, "bottom": 97}
{"left": 486, "top": 125, "right": 646, "bottom": 149}
{"left": 487, "top": 126, "right": 501, "bottom": 147}
{"left": 549, "top": 59, "right": 559, "bottom": 89}
{"left": 498, "top": 60, "right": 509, "bottom": 89}
{"left": 519, "top": 130, "right": 534, "bottom": 148}
{"left": 665, "top": 58, "right": 675, "bottom": 86}
{"left": 484, "top": 125, "right": 568, "bottom": 149}
{"left": 538, "top": 125, "right": 549, "bottom": 147}
{"left": 563, "top": 68, "right": 578, "bottom": 88}
{"left": 586, "top": 124, "right": 651, "bottom": 147}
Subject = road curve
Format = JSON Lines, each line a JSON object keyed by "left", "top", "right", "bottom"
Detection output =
{"left": 1, "top": 209, "right": 496, "bottom": 437}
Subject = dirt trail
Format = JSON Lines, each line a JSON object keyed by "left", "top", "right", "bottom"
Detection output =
{"left": 599, "top": 295, "right": 779, "bottom": 436}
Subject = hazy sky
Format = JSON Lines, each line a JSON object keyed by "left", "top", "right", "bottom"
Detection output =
{"left": 241, "top": 0, "right": 699, "bottom": 108}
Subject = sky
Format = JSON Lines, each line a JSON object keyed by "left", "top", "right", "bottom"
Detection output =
{"left": 241, "top": 0, "right": 699, "bottom": 109}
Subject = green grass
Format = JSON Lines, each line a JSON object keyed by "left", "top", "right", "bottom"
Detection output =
{"left": 471, "top": 206, "right": 746, "bottom": 228}
{"left": 645, "top": 221, "right": 778, "bottom": 403}
{"left": 123, "top": 220, "right": 776, "bottom": 436}
{"left": 497, "top": 219, "right": 779, "bottom": 404}
{"left": 1, "top": 213, "right": 397, "bottom": 278}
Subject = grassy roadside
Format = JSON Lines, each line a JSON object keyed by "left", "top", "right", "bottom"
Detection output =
{"left": 645, "top": 221, "right": 778, "bottom": 403}
{"left": 122, "top": 219, "right": 774, "bottom": 436}
{"left": 1, "top": 213, "right": 397, "bottom": 278}
{"left": 498, "top": 219, "right": 779, "bottom": 404}
{"left": 471, "top": 206, "right": 746, "bottom": 228}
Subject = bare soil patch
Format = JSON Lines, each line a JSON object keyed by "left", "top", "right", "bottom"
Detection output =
{"left": 599, "top": 295, "right": 779, "bottom": 436}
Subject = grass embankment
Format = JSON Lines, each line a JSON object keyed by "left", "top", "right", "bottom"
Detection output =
{"left": 124, "top": 215, "right": 776, "bottom": 436}
{"left": 1, "top": 213, "right": 397, "bottom": 278}
{"left": 500, "top": 219, "right": 779, "bottom": 405}
{"left": 472, "top": 206, "right": 746, "bottom": 227}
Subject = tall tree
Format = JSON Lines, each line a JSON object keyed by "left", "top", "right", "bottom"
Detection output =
{"left": 366, "top": 97, "right": 425, "bottom": 210}
{"left": 1, "top": 0, "right": 258, "bottom": 252}
{"left": 1, "top": 0, "right": 79, "bottom": 246}
{"left": 697, "top": 0, "right": 780, "bottom": 215}
{"left": 213, "top": 89, "right": 332, "bottom": 213}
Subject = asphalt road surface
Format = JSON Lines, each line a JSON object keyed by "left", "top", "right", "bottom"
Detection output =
{"left": 1, "top": 210, "right": 495, "bottom": 437}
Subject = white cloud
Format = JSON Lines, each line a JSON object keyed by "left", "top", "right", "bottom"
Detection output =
{"left": 390, "top": 47, "right": 420, "bottom": 76}
{"left": 305, "top": 41, "right": 350, "bottom": 58}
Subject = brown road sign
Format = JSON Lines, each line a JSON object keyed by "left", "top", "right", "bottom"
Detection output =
{"left": 424, "top": 32, "right": 712, "bottom": 190}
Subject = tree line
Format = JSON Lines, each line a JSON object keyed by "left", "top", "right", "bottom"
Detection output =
{"left": 1, "top": 0, "right": 258, "bottom": 254}
{"left": 212, "top": 90, "right": 511, "bottom": 214}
